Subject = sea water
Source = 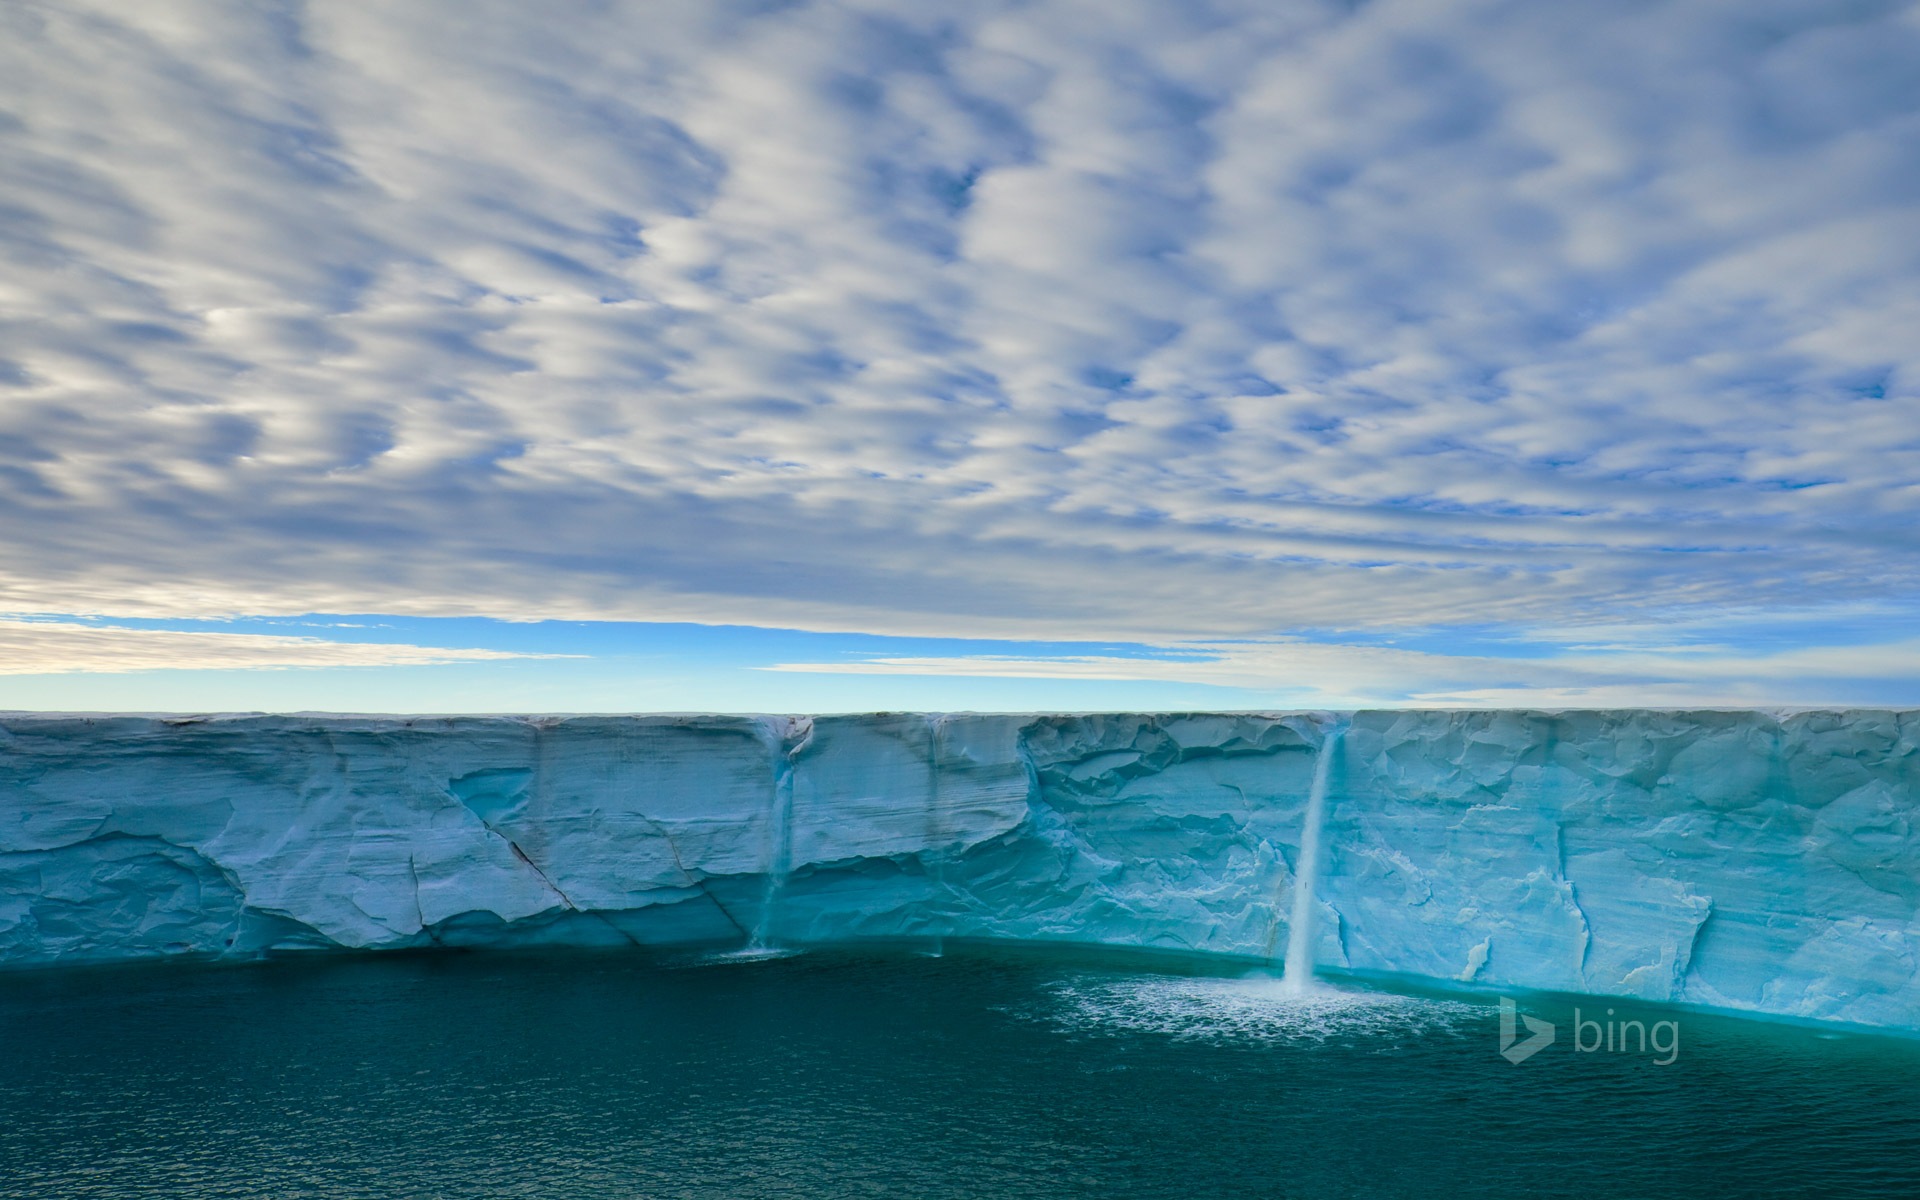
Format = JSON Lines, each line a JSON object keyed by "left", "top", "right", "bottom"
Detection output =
{"left": 3, "top": 945, "right": 1917, "bottom": 1198}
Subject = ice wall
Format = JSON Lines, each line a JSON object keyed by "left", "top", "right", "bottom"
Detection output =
{"left": 2, "top": 710, "right": 1915, "bottom": 1030}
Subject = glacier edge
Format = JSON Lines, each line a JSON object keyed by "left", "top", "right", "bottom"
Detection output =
{"left": 2, "top": 709, "right": 1916, "bottom": 1031}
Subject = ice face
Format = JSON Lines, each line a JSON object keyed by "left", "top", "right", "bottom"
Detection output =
{"left": 2, "top": 709, "right": 1915, "bottom": 1031}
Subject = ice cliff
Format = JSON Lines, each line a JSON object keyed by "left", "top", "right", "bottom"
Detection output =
{"left": 2, "top": 711, "right": 1916, "bottom": 1030}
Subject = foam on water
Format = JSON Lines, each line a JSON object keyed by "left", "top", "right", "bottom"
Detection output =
{"left": 677, "top": 945, "right": 806, "bottom": 967}
{"left": 1033, "top": 973, "right": 1483, "bottom": 1046}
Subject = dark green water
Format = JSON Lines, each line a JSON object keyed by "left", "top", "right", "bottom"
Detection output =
{"left": 3, "top": 945, "right": 1917, "bottom": 1199}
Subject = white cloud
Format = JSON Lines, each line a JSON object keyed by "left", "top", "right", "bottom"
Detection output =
{"left": 762, "top": 635, "right": 1920, "bottom": 708}
{"left": 0, "top": 0, "right": 1915, "bottom": 660}
{"left": 0, "top": 619, "right": 565, "bottom": 675}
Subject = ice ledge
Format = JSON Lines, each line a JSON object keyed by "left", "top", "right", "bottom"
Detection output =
{"left": 3, "top": 710, "right": 1916, "bottom": 1032}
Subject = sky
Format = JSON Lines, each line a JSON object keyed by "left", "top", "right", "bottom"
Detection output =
{"left": 1, "top": 0, "right": 1918, "bottom": 712}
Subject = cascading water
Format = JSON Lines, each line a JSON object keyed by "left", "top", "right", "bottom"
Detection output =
{"left": 747, "top": 717, "right": 809, "bottom": 953}
{"left": 1280, "top": 719, "right": 1347, "bottom": 994}
{"left": 924, "top": 716, "right": 947, "bottom": 958}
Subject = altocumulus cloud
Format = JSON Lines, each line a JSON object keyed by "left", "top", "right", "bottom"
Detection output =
{"left": 1, "top": 1, "right": 1917, "bottom": 687}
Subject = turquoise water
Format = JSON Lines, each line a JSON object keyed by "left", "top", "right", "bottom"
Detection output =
{"left": 3, "top": 945, "right": 1917, "bottom": 1199}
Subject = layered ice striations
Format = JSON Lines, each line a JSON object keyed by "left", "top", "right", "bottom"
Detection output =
{"left": 2, "top": 710, "right": 1917, "bottom": 1031}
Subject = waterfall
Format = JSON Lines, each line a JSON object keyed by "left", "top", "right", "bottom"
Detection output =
{"left": 925, "top": 715, "right": 947, "bottom": 957}
{"left": 1281, "top": 719, "right": 1346, "bottom": 994}
{"left": 748, "top": 717, "right": 807, "bottom": 952}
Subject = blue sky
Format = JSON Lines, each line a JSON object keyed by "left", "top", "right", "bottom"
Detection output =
{"left": 2, "top": 0, "right": 1918, "bottom": 712}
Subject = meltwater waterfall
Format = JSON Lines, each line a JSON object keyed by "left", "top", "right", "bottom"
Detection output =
{"left": 1280, "top": 721, "right": 1345, "bottom": 994}
{"left": 748, "top": 718, "right": 807, "bottom": 952}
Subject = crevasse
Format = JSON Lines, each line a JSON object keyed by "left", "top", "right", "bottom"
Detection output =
{"left": 2, "top": 710, "right": 1916, "bottom": 1031}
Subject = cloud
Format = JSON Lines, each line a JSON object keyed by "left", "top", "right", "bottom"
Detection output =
{"left": 0, "top": 619, "right": 566, "bottom": 675}
{"left": 763, "top": 634, "right": 1920, "bottom": 708}
{"left": 0, "top": 0, "right": 1916, "bottom": 657}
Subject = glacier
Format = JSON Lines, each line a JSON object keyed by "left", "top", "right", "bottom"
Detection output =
{"left": 2, "top": 710, "right": 1916, "bottom": 1031}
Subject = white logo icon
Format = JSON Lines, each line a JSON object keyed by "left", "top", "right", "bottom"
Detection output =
{"left": 1499, "top": 997, "right": 1555, "bottom": 1064}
